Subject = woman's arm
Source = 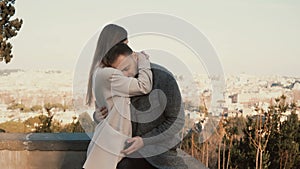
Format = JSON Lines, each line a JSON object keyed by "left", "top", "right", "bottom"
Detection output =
{"left": 94, "top": 52, "right": 153, "bottom": 97}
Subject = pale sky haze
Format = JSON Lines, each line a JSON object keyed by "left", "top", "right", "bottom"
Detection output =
{"left": 1, "top": 0, "right": 300, "bottom": 77}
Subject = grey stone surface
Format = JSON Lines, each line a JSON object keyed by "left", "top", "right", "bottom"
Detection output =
{"left": 0, "top": 150, "right": 86, "bottom": 169}
{"left": 0, "top": 133, "right": 90, "bottom": 151}
{"left": 0, "top": 133, "right": 208, "bottom": 169}
{"left": 0, "top": 133, "right": 89, "bottom": 169}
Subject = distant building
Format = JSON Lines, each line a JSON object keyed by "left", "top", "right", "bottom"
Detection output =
{"left": 229, "top": 93, "right": 238, "bottom": 103}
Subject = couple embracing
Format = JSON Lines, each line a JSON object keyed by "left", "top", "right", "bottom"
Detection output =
{"left": 83, "top": 24, "right": 188, "bottom": 169}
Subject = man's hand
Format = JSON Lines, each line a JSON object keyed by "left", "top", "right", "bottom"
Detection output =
{"left": 121, "top": 136, "right": 144, "bottom": 155}
{"left": 94, "top": 106, "right": 108, "bottom": 122}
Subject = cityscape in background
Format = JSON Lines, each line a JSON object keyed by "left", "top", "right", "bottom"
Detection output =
{"left": 1, "top": 68, "right": 299, "bottom": 129}
{"left": 1, "top": 1, "right": 299, "bottom": 168}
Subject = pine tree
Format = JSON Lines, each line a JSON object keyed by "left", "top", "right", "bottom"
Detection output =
{"left": 266, "top": 96, "right": 299, "bottom": 169}
{"left": 240, "top": 108, "right": 271, "bottom": 169}
{"left": 294, "top": 120, "right": 300, "bottom": 169}
{"left": 213, "top": 95, "right": 299, "bottom": 169}
{"left": 0, "top": 0, "right": 23, "bottom": 63}
{"left": 266, "top": 101, "right": 282, "bottom": 169}
{"left": 238, "top": 116, "right": 257, "bottom": 168}
{"left": 279, "top": 106, "right": 299, "bottom": 169}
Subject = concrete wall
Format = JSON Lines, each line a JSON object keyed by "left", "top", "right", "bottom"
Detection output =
{"left": 0, "top": 133, "right": 208, "bottom": 169}
{"left": 0, "top": 133, "right": 90, "bottom": 169}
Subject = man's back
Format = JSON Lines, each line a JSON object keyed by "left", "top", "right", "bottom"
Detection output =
{"left": 130, "top": 63, "right": 183, "bottom": 139}
{"left": 129, "top": 63, "right": 187, "bottom": 168}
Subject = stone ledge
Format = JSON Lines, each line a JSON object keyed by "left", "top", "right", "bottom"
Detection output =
{"left": 0, "top": 133, "right": 91, "bottom": 151}
{"left": 0, "top": 133, "right": 208, "bottom": 169}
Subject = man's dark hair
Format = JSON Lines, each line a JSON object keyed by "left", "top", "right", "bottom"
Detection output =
{"left": 102, "top": 43, "right": 133, "bottom": 67}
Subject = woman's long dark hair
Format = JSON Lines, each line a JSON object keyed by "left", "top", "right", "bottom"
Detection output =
{"left": 86, "top": 24, "right": 127, "bottom": 106}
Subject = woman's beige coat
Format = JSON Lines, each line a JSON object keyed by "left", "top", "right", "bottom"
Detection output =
{"left": 83, "top": 52, "right": 152, "bottom": 169}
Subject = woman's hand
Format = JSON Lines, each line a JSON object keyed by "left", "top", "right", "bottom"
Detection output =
{"left": 140, "top": 51, "right": 150, "bottom": 59}
{"left": 133, "top": 51, "right": 150, "bottom": 61}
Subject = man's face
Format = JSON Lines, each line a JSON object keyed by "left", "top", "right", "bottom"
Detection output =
{"left": 111, "top": 54, "right": 138, "bottom": 77}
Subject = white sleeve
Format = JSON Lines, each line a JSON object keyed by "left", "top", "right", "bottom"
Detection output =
{"left": 94, "top": 52, "right": 153, "bottom": 97}
{"left": 109, "top": 52, "right": 153, "bottom": 97}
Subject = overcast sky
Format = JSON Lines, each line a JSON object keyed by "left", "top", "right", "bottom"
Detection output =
{"left": 1, "top": 0, "right": 300, "bottom": 77}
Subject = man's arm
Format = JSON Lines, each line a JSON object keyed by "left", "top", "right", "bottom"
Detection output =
{"left": 92, "top": 102, "right": 108, "bottom": 124}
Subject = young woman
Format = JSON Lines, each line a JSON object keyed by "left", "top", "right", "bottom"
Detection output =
{"left": 83, "top": 42, "right": 152, "bottom": 168}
